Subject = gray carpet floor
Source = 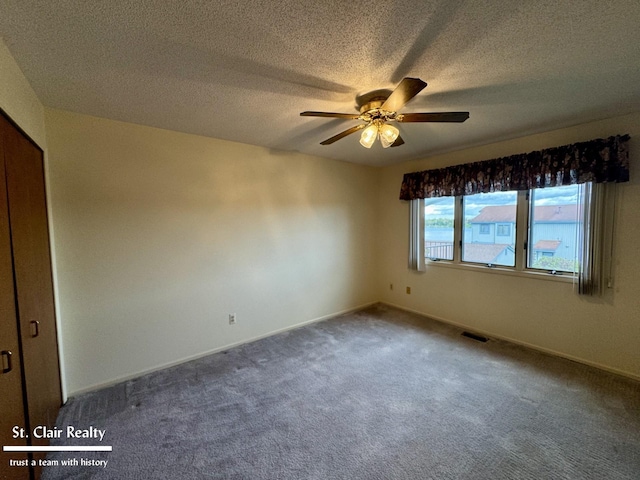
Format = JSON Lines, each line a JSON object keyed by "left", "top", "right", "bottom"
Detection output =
{"left": 43, "top": 304, "right": 640, "bottom": 479}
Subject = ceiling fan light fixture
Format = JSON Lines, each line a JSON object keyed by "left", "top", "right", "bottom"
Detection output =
{"left": 301, "top": 77, "right": 469, "bottom": 148}
{"left": 379, "top": 123, "right": 399, "bottom": 148}
{"left": 359, "top": 123, "right": 378, "bottom": 148}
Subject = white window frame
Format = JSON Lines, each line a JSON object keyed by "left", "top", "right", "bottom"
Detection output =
{"left": 421, "top": 189, "right": 583, "bottom": 282}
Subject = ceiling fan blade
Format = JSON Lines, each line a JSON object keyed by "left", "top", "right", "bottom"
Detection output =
{"left": 398, "top": 112, "right": 469, "bottom": 123}
{"left": 320, "top": 124, "right": 366, "bottom": 145}
{"left": 381, "top": 77, "right": 427, "bottom": 112}
{"left": 390, "top": 135, "right": 405, "bottom": 147}
{"left": 301, "top": 111, "right": 361, "bottom": 119}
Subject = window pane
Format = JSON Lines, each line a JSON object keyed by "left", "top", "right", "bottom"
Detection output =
{"left": 462, "top": 191, "right": 517, "bottom": 266}
{"left": 528, "top": 185, "right": 581, "bottom": 273}
{"left": 424, "top": 197, "right": 455, "bottom": 260}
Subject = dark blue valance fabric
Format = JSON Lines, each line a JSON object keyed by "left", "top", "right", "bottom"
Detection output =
{"left": 399, "top": 134, "right": 630, "bottom": 200}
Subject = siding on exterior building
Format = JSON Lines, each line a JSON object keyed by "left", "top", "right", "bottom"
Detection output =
{"left": 529, "top": 222, "right": 579, "bottom": 261}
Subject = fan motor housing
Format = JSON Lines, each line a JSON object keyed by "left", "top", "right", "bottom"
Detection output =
{"left": 356, "top": 89, "right": 393, "bottom": 113}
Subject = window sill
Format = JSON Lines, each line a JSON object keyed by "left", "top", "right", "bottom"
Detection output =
{"left": 423, "top": 259, "right": 576, "bottom": 284}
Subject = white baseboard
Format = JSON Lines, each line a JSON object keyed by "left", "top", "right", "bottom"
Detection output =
{"left": 381, "top": 301, "right": 640, "bottom": 382}
{"left": 68, "top": 301, "right": 378, "bottom": 398}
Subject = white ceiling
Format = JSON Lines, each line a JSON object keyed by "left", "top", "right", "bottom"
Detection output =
{"left": 1, "top": 0, "right": 639, "bottom": 166}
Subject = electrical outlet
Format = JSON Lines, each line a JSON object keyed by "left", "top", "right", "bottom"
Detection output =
{"left": 229, "top": 313, "right": 236, "bottom": 325}
{"left": 406, "top": 286, "right": 411, "bottom": 294}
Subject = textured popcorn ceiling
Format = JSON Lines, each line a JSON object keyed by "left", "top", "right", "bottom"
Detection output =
{"left": 1, "top": 1, "right": 640, "bottom": 166}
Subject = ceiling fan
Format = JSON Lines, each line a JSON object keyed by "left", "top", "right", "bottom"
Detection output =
{"left": 300, "top": 77, "right": 469, "bottom": 149}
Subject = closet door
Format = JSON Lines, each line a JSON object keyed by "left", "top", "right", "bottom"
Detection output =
{"left": 0, "top": 118, "right": 29, "bottom": 480}
{"left": 2, "top": 113, "right": 62, "bottom": 478}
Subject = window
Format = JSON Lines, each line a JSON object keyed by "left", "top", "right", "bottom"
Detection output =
{"left": 424, "top": 197, "right": 455, "bottom": 260}
{"left": 496, "top": 224, "right": 511, "bottom": 236}
{"left": 462, "top": 191, "right": 517, "bottom": 267}
{"left": 527, "top": 184, "right": 581, "bottom": 273}
{"left": 422, "top": 184, "right": 587, "bottom": 276}
{"left": 406, "top": 135, "right": 628, "bottom": 294}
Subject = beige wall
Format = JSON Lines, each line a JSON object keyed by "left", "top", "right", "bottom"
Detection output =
{"left": 45, "top": 109, "right": 379, "bottom": 395}
{"left": 0, "top": 37, "right": 46, "bottom": 148}
{"left": 377, "top": 112, "right": 640, "bottom": 379}
{"left": 4, "top": 36, "right": 640, "bottom": 394}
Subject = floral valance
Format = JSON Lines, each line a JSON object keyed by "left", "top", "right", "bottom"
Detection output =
{"left": 399, "top": 134, "right": 630, "bottom": 200}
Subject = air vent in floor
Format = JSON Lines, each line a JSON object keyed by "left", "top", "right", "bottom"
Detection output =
{"left": 462, "top": 331, "right": 489, "bottom": 342}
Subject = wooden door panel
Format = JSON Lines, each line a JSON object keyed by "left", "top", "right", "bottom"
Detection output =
{"left": 0, "top": 116, "right": 30, "bottom": 480}
{"left": 2, "top": 114, "right": 62, "bottom": 477}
